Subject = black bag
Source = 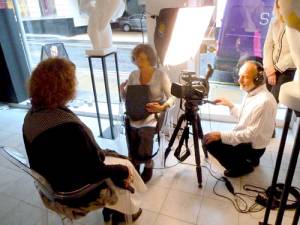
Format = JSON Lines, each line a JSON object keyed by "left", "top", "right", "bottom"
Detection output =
{"left": 125, "top": 85, "right": 151, "bottom": 121}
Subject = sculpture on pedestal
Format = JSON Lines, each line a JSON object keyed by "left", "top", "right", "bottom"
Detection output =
{"left": 81, "top": 0, "right": 125, "bottom": 56}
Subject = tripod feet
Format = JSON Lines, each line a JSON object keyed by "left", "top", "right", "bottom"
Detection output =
{"left": 196, "top": 166, "right": 203, "bottom": 188}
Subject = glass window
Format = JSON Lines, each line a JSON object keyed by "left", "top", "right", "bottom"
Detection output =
{"left": 200, "top": 0, "right": 274, "bottom": 105}
{"left": 3, "top": 0, "right": 286, "bottom": 124}
{"left": 11, "top": 0, "right": 145, "bottom": 115}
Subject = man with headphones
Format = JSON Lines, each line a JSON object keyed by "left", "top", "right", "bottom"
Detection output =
{"left": 203, "top": 60, "right": 277, "bottom": 177}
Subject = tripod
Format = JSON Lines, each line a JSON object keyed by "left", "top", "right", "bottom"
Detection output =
{"left": 164, "top": 99, "right": 208, "bottom": 188}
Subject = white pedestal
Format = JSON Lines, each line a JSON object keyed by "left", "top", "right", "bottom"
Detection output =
{"left": 279, "top": 81, "right": 300, "bottom": 112}
{"left": 85, "top": 47, "right": 117, "bottom": 56}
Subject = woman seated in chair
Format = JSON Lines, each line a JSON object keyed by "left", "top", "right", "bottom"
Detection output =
{"left": 23, "top": 57, "right": 146, "bottom": 223}
{"left": 120, "top": 44, "right": 175, "bottom": 182}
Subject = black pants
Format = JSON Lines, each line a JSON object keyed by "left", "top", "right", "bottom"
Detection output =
{"left": 206, "top": 140, "right": 265, "bottom": 171}
{"left": 267, "top": 69, "right": 295, "bottom": 102}
{"left": 126, "top": 126, "right": 156, "bottom": 165}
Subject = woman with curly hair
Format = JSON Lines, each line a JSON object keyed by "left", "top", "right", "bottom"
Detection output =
{"left": 120, "top": 44, "right": 175, "bottom": 182}
{"left": 23, "top": 57, "right": 146, "bottom": 223}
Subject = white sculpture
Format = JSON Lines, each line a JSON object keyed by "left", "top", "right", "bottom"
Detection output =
{"left": 83, "top": 0, "right": 125, "bottom": 56}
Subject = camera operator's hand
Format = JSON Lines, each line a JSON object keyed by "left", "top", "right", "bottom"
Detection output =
{"left": 203, "top": 132, "right": 221, "bottom": 144}
{"left": 146, "top": 102, "right": 167, "bottom": 113}
{"left": 214, "top": 98, "right": 234, "bottom": 109}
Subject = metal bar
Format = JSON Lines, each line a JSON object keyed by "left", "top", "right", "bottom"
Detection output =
{"left": 275, "top": 119, "right": 300, "bottom": 225}
{"left": 292, "top": 203, "right": 300, "bottom": 225}
{"left": 88, "top": 57, "right": 103, "bottom": 137}
{"left": 114, "top": 52, "right": 122, "bottom": 102}
{"left": 101, "top": 56, "right": 115, "bottom": 139}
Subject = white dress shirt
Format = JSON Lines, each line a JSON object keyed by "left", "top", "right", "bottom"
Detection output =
{"left": 221, "top": 85, "right": 277, "bottom": 149}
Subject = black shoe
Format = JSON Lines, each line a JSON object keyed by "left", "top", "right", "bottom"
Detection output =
{"left": 141, "top": 166, "right": 153, "bottom": 183}
{"left": 102, "top": 207, "right": 113, "bottom": 222}
{"left": 251, "top": 159, "right": 260, "bottom": 167}
{"left": 111, "top": 208, "right": 142, "bottom": 225}
{"left": 224, "top": 166, "right": 254, "bottom": 178}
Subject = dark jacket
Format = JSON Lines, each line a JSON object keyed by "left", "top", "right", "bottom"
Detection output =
{"left": 23, "top": 107, "right": 128, "bottom": 207}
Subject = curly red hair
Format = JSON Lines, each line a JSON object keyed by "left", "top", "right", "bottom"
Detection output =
{"left": 28, "top": 57, "right": 77, "bottom": 109}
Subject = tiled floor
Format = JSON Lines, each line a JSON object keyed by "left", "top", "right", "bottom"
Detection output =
{"left": 0, "top": 107, "right": 299, "bottom": 225}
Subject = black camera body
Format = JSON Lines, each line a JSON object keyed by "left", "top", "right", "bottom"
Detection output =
{"left": 171, "top": 80, "right": 207, "bottom": 100}
{"left": 171, "top": 65, "right": 213, "bottom": 101}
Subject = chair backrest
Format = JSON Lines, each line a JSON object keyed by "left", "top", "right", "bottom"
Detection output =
{"left": 0, "top": 146, "right": 109, "bottom": 202}
{"left": 0, "top": 146, "right": 56, "bottom": 201}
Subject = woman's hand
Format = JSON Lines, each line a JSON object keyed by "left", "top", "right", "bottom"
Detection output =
{"left": 145, "top": 102, "right": 166, "bottom": 113}
{"left": 120, "top": 80, "right": 128, "bottom": 99}
{"left": 267, "top": 72, "right": 276, "bottom": 86}
{"left": 266, "top": 67, "right": 276, "bottom": 86}
{"left": 124, "top": 167, "right": 133, "bottom": 188}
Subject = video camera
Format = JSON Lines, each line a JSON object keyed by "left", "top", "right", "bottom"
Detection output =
{"left": 171, "top": 64, "right": 213, "bottom": 101}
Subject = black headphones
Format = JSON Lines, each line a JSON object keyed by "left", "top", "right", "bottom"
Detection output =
{"left": 248, "top": 60, "right": 265, "bottom": 86}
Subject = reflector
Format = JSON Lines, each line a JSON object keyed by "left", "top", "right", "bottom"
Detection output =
{"left": 154, "top": 6, "right": 215, "bottom": 66}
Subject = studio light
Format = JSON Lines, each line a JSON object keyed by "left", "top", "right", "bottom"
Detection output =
{"left": 154, "top": 6, "right": 215, "bottom": 66}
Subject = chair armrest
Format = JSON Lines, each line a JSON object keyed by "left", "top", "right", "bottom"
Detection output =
{"left": 54, "top": 179, "right": 109, "bottom": 200}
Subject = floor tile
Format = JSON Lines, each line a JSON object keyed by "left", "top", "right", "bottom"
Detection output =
{"left": 160, "top": 190, "right": 202, "bottom": 224}
{"left": 134, "top": 209, "right": 157, "bottom": 225}
{"left": 0, "top": 201, "right": 44, "bottom": 225}
{"left": 197, "top": 197, "right": 239, "bottom": 225}
{"left": 156, "top": 214, "right": 194, "bottom": 225}
{"left": 140, "top": 186, "right": 169, "bottom": 213}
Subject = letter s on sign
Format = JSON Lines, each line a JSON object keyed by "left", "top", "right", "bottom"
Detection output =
{"left": 260, "top": 12, "right": 271, "bottom": 26}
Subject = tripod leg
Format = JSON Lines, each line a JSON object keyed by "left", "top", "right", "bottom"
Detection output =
{"left": 196, "top": 114, "right": 208, "bottom": 158}
{"left": 164, "top": 114, "right": 186, "bottom": 164}
{"left": 191, "top": 115, "right": 203, "bottom": 188}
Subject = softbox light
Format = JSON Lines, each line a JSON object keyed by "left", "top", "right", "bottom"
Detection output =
{"left": 154, "top": 6, "right": 215, "bottom": 66}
